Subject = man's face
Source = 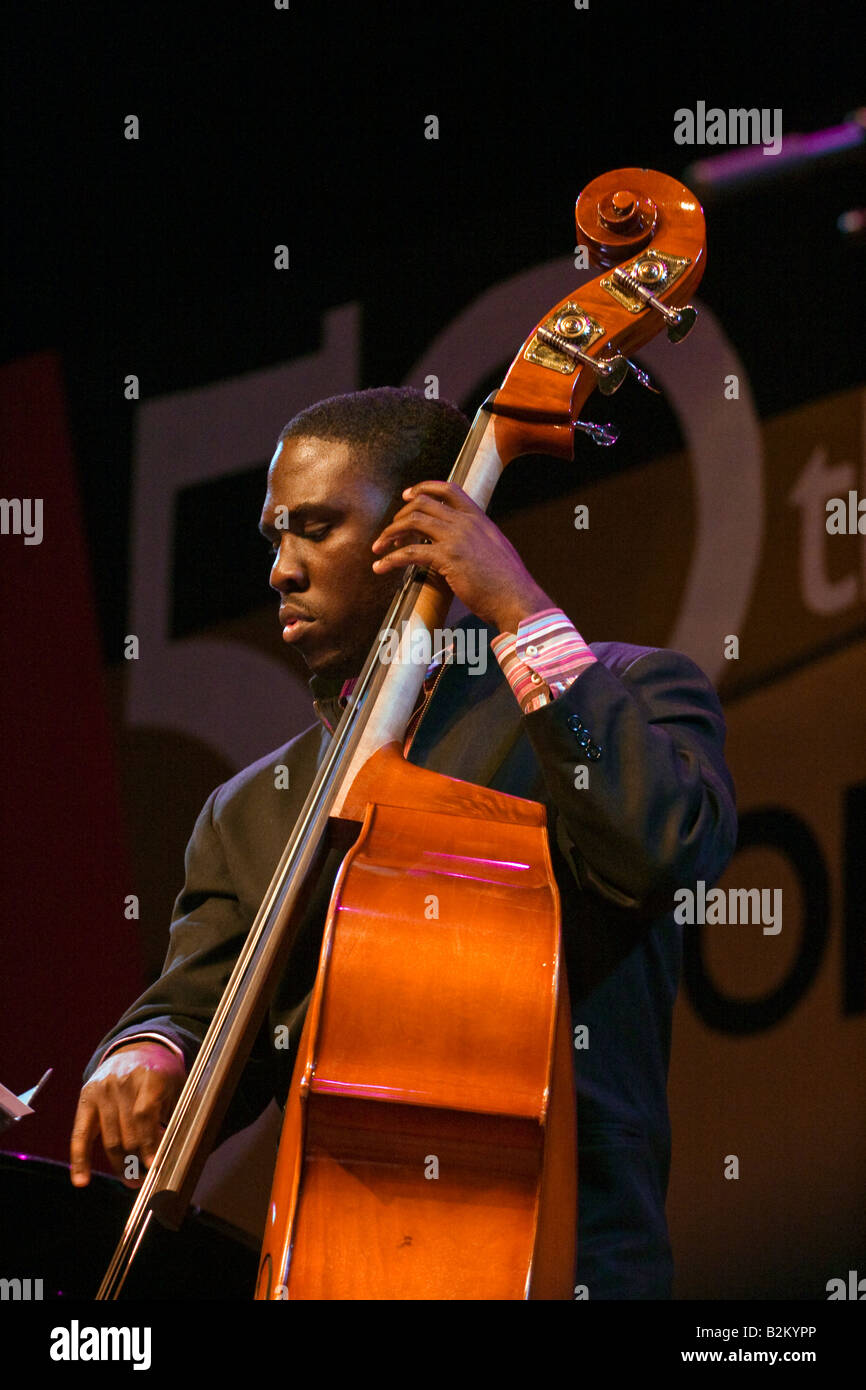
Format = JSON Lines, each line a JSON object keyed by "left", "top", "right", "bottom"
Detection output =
{"left": 259, "top": 434, "right": 404, "bottom": 680}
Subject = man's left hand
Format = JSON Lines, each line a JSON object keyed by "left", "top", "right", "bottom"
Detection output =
{"left": 371, "top": 480, "right": 553, "bottom": 633}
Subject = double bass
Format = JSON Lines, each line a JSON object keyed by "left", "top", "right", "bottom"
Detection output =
{"left": 97, "top": 168, "right": 706, "bottom": 1300}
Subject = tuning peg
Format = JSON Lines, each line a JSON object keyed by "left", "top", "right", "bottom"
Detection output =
{"left": 612, "top": 266, "right": 697, "bottom": 342}
{"left": 535, "top": 326, "right": 628, "bottom": 395}
{"left": 575, "top": 420, "right": 619, "bottom": 447}
{"left": 625, "top": 359, "right": 661, "bottom": 393}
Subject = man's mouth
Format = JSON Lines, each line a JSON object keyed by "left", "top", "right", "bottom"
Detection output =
{"left": 279, "top": 608, "right": 315, "bottom": 643}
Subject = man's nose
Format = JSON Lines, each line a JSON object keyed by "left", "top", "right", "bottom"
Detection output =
{"left": 269, "top": 537, "right": 306, "bottom": 592}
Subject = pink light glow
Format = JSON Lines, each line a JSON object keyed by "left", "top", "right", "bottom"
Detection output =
{"left": 421, "top": 850, "right": 530, "bottom": 870}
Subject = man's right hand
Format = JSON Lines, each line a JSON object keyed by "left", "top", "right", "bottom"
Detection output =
{"left": 69, "top": 1041, "right": 186, "bottom": 1189}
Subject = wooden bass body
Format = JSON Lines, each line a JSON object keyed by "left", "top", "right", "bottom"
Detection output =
{"left": 256, "top": 744, "right": 576, "bottom": 1299}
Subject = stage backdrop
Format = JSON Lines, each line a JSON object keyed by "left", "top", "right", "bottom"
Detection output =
{"left": 3, "top": 2, "right": 864, "bottom": 1299}
{"left": 4, "top": 264, "right": 862, "bottom": 1300}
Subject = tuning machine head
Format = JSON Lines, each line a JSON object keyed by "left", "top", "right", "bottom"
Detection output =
{"left": 612, "top": 262, "right": 697, "bottom": 342}
{"left": 574, "top": 419, "right": 619, "bottom": 447}
{"left": 535, "top": 325, "right": 628, "bottom": 395}
{"left": 625, "top": 358, "right": 661, "bottom": 393}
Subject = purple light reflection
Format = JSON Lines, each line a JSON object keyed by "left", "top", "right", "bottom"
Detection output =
{"left": 314, "top": 1078, "right": 433, "bottom": 1101}
{"left": 414, "top": 867, "right": 532, "bottom": 888}
{"left": 420, "top": 850, "right": 530, "bottom": 870}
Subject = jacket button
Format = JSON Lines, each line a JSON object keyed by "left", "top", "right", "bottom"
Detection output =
{"left": 568, "top": 714, "right": 584, "bottom": 732}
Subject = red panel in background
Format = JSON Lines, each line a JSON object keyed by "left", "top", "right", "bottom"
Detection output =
{"left": 0, "top": 352, "right": 142, "bottom": 1163}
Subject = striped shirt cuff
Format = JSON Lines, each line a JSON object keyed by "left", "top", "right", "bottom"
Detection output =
{"left": 491, "top": 608, "right": 596, "bottom": 714}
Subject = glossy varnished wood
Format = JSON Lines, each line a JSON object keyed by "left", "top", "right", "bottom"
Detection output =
{"left": 255, "top": 172, "right": 706, "bottom": 1299}
{"left": 492, "top": 167, "right": 706, "bottom": 452}
{"left": 257, "top": 748, "right": 575, "bottom": 1299}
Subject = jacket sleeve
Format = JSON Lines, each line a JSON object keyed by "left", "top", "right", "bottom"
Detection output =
{"left": 82, "top": 783, "right": 276, "bottom": 1132}
{"left": 520, "top": 646, "right": 737, "bottom": 915}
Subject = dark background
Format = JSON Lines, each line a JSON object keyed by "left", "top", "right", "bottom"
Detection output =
{"left": 2, "top": 0, "right": 864, "bottom": 1308}
{"left": 4, "top": 0, "right": 864, "bottom": 655}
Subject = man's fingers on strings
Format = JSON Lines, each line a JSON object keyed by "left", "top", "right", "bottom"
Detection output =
{"left": 402, "top": 480, "right": 473, "bottom": 510}
{"left": 372, "top": 512, "right": 447, "bottom": 557}
{"left": 373, "top": 540, "right": 439, "bottom": 572}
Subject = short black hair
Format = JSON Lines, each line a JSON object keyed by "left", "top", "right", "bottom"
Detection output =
{"left": 278, "top": 386, "right": 470, "bottom": 494}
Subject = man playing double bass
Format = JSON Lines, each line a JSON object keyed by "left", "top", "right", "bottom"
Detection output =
{"left": 71, "top": 386, "right": 737, "bottom": 1299}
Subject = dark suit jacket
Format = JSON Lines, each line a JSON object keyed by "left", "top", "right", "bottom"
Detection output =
{"left": 85, "top": 626, "right": 737, "bottom": 1298}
